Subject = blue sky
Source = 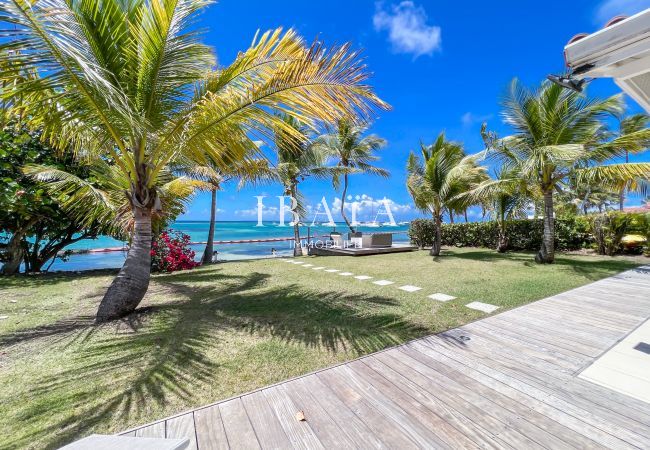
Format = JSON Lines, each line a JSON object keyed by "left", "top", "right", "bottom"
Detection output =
{"left": 179, "top": 0, "right": 650, "bottom": 222}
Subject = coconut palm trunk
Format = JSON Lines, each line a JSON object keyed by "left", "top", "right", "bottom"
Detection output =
{"left": 96, "top": 207, "right": 152, "bottom": 322}
{"left": 340, "top": 172, "right": 354, "bottom": 232}
{"left": 536, "top": 190, "right": 555, "bottom": 264}
{"left": 290, "top": 183, "right": 303, "bottom": 256}
{"left": 202, "top": 187, "right": 217, "bottom": 264}
{"left": 430, "top": 211, "right": 442, "bottom": 256}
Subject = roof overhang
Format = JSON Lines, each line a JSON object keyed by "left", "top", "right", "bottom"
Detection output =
{"left": 564, "top": 9, "right": 650, "bottom": 112}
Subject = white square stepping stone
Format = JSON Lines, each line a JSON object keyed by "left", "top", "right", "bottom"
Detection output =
{"left": 325, "top": 269, "right": 340, "bottom": 273}
{"left": 302, "top": 264, "right": 314, "bottom": 267}
{"left": 398, "top": 285, "right": 422, "bottom": 292}
{"left": 338, "top": 272, "right": 354, "bottom": 276}
{"left": 311, "top": 267, "right": 325, "bottom": 270}
{"left": 428, "top": 293, "right": 456, "bottom": 302}
{"left": 354, "top": 275, "right": 372, "bottom": 280}
{"left": 292, "top": 261, "right": 305, "bottom": 264}
{"left": 373, "top": 280, "right": 394, "bottom": 286}
{"left": 465, "top": 301, "right": 499, "bottom": 313}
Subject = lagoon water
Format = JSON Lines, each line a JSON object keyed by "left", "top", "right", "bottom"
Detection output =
{"left": 52, "top": 221, "right": 410, "bottom": 272}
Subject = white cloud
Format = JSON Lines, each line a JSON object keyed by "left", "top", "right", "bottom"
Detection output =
{"left": 373, "top": 1, "right": 441, "bottom": 58}
{"left": 461, "top": 112, "right": 493, "bottom": 127}
{"left": 331, "top": 194, "right": 413, "bottom": 219}
{"left": 594, "top": 0, "right": 650, "bottom": 24}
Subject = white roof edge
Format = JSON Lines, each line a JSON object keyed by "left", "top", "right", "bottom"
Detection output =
{"left": 564, "top": 8, "right": 650, "bottom": 70}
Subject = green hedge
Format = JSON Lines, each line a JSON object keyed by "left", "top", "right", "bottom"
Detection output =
{"left": 409, "top": 218, "right": 592, "bottom": 251}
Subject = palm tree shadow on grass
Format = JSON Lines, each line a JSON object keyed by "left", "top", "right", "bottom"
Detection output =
{"left": 4, "top": 268, "right": 433, "bottom": 449}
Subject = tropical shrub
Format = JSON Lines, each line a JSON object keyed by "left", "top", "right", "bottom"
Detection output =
{"left": 151, "top": 230, "right": 199, "bottom": 273}
{"left": 588, "top": 212, "right": 649, "bottom": 256}
{"left": 409, "top": 218, "right": 592, "bottom": 252}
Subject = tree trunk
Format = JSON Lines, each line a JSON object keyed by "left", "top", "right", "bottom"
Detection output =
{"left": 497, "top": 221, "right": 508, "bottom": 253}
{"left": 291, "top": 183, "right": 303, "bottom": 256}
{"left": 464, "top": 209, "right": 468, "bottom": 223}
{"left": 430, "top": 212, "right": 442, "bottom": 256}
{"left": 340, "top": 172, "right": 354, "bottom": 232}
{"left": 448, "top": 209, "right": 454, "bottom": 224}
{"left": 293, "top": 222, "right": 303, "bottom": 256}
{"left": 535, "top": 190, "right": 555, "bottom": 264}
{"left": 96, "top": 207, "right": 152, "bottom": 322}
{"left": 202, "top": 187, "right": 217, "bottom": 264}
{"left": 1, "top": 231, "right": 27, "bottom": 275}
{"left": 619, "top": 150, "right": 629, "bottom": 212}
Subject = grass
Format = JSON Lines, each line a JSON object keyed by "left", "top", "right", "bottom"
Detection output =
{"left": 0, "top": 248, "right": 644, "bottom": 449}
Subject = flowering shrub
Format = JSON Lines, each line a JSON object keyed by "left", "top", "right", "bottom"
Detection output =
{"left": 151, "top": 230, "right": 200, "bottom": 273}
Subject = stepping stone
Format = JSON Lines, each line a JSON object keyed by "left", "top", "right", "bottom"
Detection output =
{"left": 465, "top": 301, "right": 499, "bottom": 313}
{"left": 398, "top": 285, "right": 422, "bottom": 292}
{"left": 292, "top": 261, "right": 305, "bottom": 265}
{"left": 354, "top": 275, "right": 372, "bottom": 280}
{"left": 338, "top": 272, "right": 354, "bottom": 276}
{"left": 0, "top": 316, "right": 8, "bottom": 320}
{"left": 428, "top": 293, "right": 456, "bottom": 302}
{"left": 373, "top": 280, "right": 394, "bottom": 286}
{"left": 311, "top": 267, "right": 325, "bottom": 270}
{"left": 302, "top": 264, "right": 314, "bottom": 267}
{"left": 325, "top": 269, "right": 340, "bottom": 273}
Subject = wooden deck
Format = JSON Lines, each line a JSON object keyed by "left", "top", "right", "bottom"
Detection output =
{"left": 310, "top": 244, "right": 417, "bottom": 256}
{"left": 122, "top": 265, "right": 650, "bottom": 449}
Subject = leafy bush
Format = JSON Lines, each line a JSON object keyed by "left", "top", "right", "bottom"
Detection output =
{"left": 151, "top": 230, "right": 199, "bottom": 273}
{"left": 409, "top": 218, "right": 592, "bottom": 251}
{"left": 588, "top": 212, "right": 649, "bottom": 256}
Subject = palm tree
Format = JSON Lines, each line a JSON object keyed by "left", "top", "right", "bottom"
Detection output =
{"left": 314, "top": 118, "right": 388, "bottom": 232}
{"left": 24, "top": 161, "right": 200, "bottom": 242}
{"left": 464, "top": 166, "right": 531, "bottom": 252}
{"left": 483, "top": 79, "right": 650, "bottom": 263}
{"left": 274, "top": 115, "right": 332, "bottom": 256}
{"left": 180, "top": 158, "right": 274, "bottom": 264}
{"left": 406, "top": 133, "right": 486, "bottom": 256}
{"left": 1, "top": 0, "right": 388, "bottom": 321}
{"left": 612, "top": 113, "right": 650, "bottom": 210}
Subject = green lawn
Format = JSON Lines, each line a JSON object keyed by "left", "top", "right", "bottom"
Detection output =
{"left": 0, "top": 248, "right": 644, "bottom": 449}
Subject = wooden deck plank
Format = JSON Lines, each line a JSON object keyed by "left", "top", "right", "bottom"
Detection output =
{"left": 316, "top": 369, "right": 421, "bottom": 449}
{"left": 442, "top": 327, "right": 650, "bottom": 439}
{"left": 219, "top": 399, "right": 261, "bottom": 450}
{"left": 379, "top": 349, "right": 582, "bottom": 450}
{"left": 410, "top": 339, "right": 643, "bottom": 449}
{"left": 333, "top": 363, "right": 453, "bottom": 449}
{"left": 296, "top": 375, "right": 386, "bottom": 449}
{"left": 240, "top": 392, "right": 292, "bottom": 450}
{"left": 262, "top": 385, "right": 324, "bottom": 450}
{"left": 166, "top": 413, "right": 197, "bottom": 450}
{"left": 194, "top": 405, "right": 229, "bottom": 450}
{"left": 121, "top": 266, "right": 650, "bottom": 449}
{"left": 280, "top": 376, "right": 357, "bottom": 449}
{"left": 349, "top": 359, "right": 488, "bottom": 449}
{"left": 134, "top": 421, "right": 165, "bottom": 438}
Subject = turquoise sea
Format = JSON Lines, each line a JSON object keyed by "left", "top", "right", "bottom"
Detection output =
{"left": 51, "top": 221, "right": 410, "bottom": 271}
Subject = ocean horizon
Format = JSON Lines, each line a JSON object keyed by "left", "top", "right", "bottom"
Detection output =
{"left": 49, "top": 220, "right": 411, "bottom": 272}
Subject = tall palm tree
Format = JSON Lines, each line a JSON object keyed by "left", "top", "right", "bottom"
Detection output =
{"left": 274, "top": 115, "right": 332, "bottom": 256}
{"left": 180, "top": 158, "right": 274, "bottom": 264}
{"left": 483, "top": 79, "right": 650, "bottom": 263}
{"left": 314, "top": 118, "right": 388, "bottom": 232}
{"left": 406, "top": 133, "right": 486, "bottom": 256}
{"left": 1, "top": 0, "right": 388, "bottom": 321}
{"left": 612, "top": 113, "right": 650, "bottom": 210}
